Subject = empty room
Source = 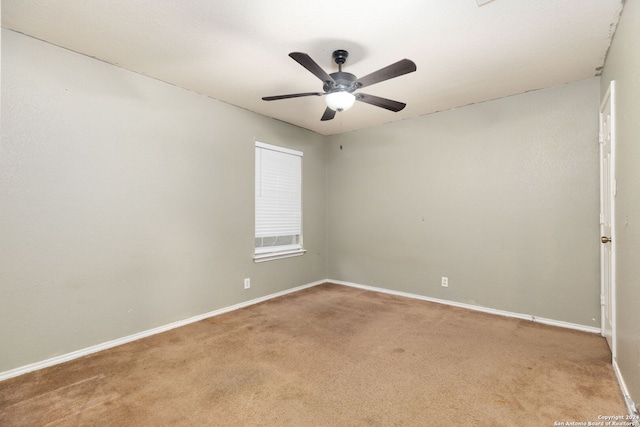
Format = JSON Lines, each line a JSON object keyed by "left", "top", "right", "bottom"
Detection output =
{"left": 1, "top": 1, "right": 639, "bottom": 425}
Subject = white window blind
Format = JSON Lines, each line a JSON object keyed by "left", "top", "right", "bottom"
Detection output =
{"left": 255, "top": 141, "right": 304, "bottom": 260}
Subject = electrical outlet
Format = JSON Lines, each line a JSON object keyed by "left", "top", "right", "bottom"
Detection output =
{"left": 244, "top": 278, "right": 250, "bottom": 289}
{"left": 441, "top": 277, "right": 448, "bottom": 287}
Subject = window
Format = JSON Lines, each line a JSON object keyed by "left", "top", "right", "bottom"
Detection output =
{"left": 254, "top": 141, "right": 305, "bottom": 262}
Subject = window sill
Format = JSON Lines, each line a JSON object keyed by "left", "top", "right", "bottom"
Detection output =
{"left": 253, "top": 249, "right": 306, "bottom": 263}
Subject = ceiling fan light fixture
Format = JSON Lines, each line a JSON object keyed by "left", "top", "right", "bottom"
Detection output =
{"left": 325, "top": 91, "right": 356, "bottom": 112}
{"left": 263, "top": 50, "right": 416, "bottom": 121}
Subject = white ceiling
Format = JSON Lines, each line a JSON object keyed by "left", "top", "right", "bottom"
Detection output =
{"left": 2, "top": 0, "right": 624, "bottom": 136}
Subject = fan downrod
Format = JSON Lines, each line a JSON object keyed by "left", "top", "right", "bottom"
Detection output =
{"left": 320, "top": 49, "right": 356, "bottom": 94}
{"left": 332, "top": 49, "right": 349, "bottom": 72}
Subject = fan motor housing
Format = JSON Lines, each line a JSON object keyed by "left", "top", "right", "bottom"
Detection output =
{"left": 324, "top": 71, "right": 358, "bottom": 93}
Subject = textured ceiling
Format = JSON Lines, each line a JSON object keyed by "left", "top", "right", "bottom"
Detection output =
{"left": 1, "top": 0, "right": 624, "bottom": 135}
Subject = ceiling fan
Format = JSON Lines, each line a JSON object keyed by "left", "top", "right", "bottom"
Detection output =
{"left": 262, "top": 50, "right": 417, "bottom": 121}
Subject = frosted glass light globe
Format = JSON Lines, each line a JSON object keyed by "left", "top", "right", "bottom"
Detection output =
{"left": 325, "top": 91, "right": 356, "bottom": 112}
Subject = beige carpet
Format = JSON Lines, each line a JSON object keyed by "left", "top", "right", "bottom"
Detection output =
{"left": 0, "top": 283, "right": 627, "bottom": 426}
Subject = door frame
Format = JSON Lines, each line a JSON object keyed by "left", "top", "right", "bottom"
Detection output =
{"left": 599, "top": 80, "right": 616, "bottom": 359}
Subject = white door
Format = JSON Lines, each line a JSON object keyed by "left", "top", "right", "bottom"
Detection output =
{"left": 599, "top": 81, "right": 616, "bottom": 357}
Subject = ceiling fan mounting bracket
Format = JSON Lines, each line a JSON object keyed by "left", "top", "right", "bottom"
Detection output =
{"left": 332, "top": 49, "right": 349, "bottom": 66}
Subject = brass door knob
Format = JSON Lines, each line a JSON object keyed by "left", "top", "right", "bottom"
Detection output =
{"left": 601, "top": 236, "right": 612, "bottom": 244}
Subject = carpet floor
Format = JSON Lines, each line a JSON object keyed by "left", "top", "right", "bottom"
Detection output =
{"left": 0, "top": 283, "right": 628, "bottom": 426}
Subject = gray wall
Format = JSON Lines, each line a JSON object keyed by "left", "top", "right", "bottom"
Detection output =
{"left": 1, "top": 24, "right": 627, "bottom": 389}
{"left": 327, "top": 78, "right": 602, "bottom": 328}
{"left": 601, "top": 0, "right": 640, "bottom": 406}
{"left": 0, "top": 29, "right": 327, "bottom": 373}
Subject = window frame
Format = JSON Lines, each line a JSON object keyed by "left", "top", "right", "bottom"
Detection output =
{"left": 254, "top": 141, "right": 306, "bottom": 263}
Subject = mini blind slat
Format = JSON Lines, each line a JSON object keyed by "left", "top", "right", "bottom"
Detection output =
{"left": 255, "top": 144, "right": 302, "bottom": 239}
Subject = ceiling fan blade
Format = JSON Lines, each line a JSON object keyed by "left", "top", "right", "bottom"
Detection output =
{"left": 356, "top": 93, "right": 406, "bottom": 112}
{"left": 355, "top": 59, "right": 416, "bottom": 89}
{"left": 320, "top": 107, "right": 336, "bottom": 121}
{"left": 289, "top": 52, "right": 335, "bottom": 84}
{"left": 262, "top": 92, "right": 324, "bottom": 101}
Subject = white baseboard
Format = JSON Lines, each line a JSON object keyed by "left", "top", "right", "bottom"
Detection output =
{"left": 4, "top": 278, "right": 635, "bottom": 420}
{"left": 329, "top": 279, "right": 601, "bottom": 334}
{"left": 0, "top": 279, "right": 325, "bottom": 382}
{"left": 613, "top": 359, "right": 640, "bottom": 423}
{"left": 0, "top": 278, "right": 608, "bottom": 383}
